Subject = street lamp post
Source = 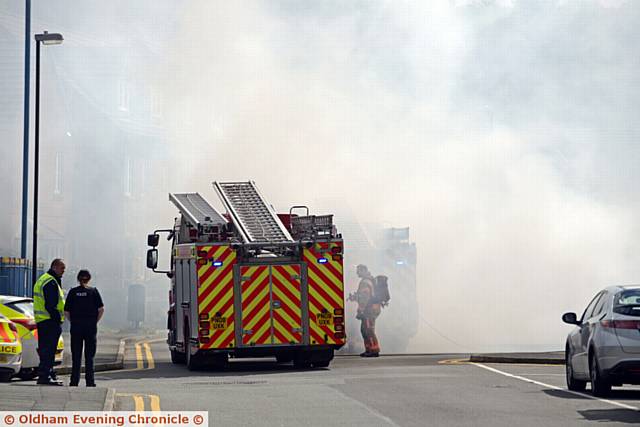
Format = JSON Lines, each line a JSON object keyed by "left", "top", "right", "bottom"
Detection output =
{"left": 32, "top": 31, "right": 63, "bottom": 285}
{"left": 20, "top": 0, "right": 31, "bottom": 260}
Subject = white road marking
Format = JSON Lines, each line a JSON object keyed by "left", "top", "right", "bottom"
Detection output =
{"left": 515, "top": 373, "right": 565, "bottom": 377}
{"left": 334, "top": 388, "right": 401, "bottom": 427}
{"left": 473, "top": 362, "right": 639, "bottom": 411}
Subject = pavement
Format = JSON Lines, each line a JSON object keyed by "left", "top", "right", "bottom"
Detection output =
{"left": 0, "top": 385, "right": 114, "bottom": 411}
{"left": 58, "top": 330, "right": 127, "bottom": 373}
{"left": 0, "top": 329, "right": 146, "bottom": 411}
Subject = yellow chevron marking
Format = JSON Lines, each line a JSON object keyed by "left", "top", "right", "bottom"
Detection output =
{"left": 201, "top": 273, "right": 234, "bottom": 313}
{"left": 272, "top": 289, "right": 300, "bottom": 326}
{"left": 273, "top": 321, "right": 296, "bottom": 343}
{"left": 252, "top": 318, "right": 272, "bottom": 343}
{"left": 242, "top": 285, "right": 269, "bottom": 319}
{"left": 304, "top": 251, "right": 344, "bottom": 294}
{"left": 308, "top": 280, "right": 340, "bottom": 312}
{"left": 199, "top": 249, "right": 235, "bottom": 292}
{"left": 244, "top": 303, "right": 270, "bottom": 330}
{"left": 271, "top": 268, "right": 301, "bottom": 300}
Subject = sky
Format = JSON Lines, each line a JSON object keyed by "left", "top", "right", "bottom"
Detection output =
{"left": 2, "top": 0, "right": 640, "bottom": 351}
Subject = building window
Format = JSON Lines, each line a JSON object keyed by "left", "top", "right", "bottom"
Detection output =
{"left": 54, "top": 152, "right": 63, "bottom": 196}
{"left": 124, "top": 157, "right": 132, "bottom": 197}
{"left": 118, "top": 80, "right": 130, "bottom": 112}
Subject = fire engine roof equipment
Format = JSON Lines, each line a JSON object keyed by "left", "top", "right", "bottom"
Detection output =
{"left": 169, "top": 192, "right": 227, "bottom": 227}
{"left": 213, "top": 181, "right": 294, "bottom": 244}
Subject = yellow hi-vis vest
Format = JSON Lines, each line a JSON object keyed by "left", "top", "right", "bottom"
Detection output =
{"left": 33, "top": 273, "right": 65, "bottom": 324}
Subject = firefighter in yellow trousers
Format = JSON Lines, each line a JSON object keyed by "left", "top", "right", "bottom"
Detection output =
{"left": 353, "top": 264, "right": 380, "bottom": 357}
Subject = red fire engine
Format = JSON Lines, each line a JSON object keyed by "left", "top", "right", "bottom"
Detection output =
{"left": 146, "top": 181, "right": 345, "bottom": 370}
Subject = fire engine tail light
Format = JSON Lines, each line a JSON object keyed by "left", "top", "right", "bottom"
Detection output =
{"left": 199, "top": 314, "right": 209, "bottom": 320}
{"left": 197, "top": 259, "right": 208, "bottom": 266}
{"left": 199, "top": 321, "right": 209, "bottom": 329}
{"left": 334, "top": 317, "right": 344, "bottom": 325}
{"left": 335, "top": 332, "right": 345, "bottom": 339}
{"left": 334, "top": 308, "right": 343, "bottom": 316}
{"left": 334, "top": 324, "right": 344, "bottom": 332}
{"left": 199, "top": 329, "right": 210, "bottom": 337}
{"left": 199, "top": 336, "right": 210, "bottom": 344}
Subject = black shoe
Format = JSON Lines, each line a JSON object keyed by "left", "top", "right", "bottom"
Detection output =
{"left": 69, "top": 383, "right": 78, "bottom": 387}
{"left": 363, "top": 352, "right": 379, "bottom": 358}
{"left": 86, "top": 383, "right": 96, "bottom": 387}
{"left": 50, "top": 372, "right": 58, "bottom": 381}
{"left": 37, "top": 380, "right": 63, "bottom": 386}
{"left": 359, "top": 352, "right": 368, "bottom": 357}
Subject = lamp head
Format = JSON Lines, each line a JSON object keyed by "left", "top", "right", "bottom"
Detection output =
{"left": 35, "top": 31, "right": 63, "bottom": 46}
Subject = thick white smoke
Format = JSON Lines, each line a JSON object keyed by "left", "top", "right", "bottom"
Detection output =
{"left": 2, "top": 0, "right": 638, "bottom": 351}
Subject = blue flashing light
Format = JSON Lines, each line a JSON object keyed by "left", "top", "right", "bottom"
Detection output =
{"left": 396, "top": 260, "right": 405, "bottom": 265}
{"left": 318, "top": 258, "right": 328, "bottom": 264}
{"left": 213, "top": 260, "right": 223, "bottom": 267}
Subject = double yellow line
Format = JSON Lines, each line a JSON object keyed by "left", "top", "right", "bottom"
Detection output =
{"left": 117, "top": 393, "right": 161, "bottom": 411}
{"left": 135, "top": 340, "right": 155, "bottom": 370}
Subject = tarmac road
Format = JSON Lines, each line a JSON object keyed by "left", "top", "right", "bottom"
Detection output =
{"left": 95, "top": 339, "right": 640, "bottom": 426}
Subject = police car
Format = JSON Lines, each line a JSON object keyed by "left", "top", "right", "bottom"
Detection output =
{"left": 0, "top": 296, "right": 64, "bottom": 380}
{"left": 0, "top": 313, "right": 22, "bottom": 381}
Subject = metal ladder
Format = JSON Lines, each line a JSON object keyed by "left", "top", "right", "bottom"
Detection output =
{"left": 213, "top": 181, "right": 293, "bottom": 243}
{"left": 169, "top": 193, "right": 227, "bottom": 227}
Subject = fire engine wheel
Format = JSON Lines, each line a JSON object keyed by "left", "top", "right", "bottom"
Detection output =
{"left": 171, "top": 349, "right": 186, "bottom": 365}
{"left": 186, "top": 349, "right": 201, "bottom": 371}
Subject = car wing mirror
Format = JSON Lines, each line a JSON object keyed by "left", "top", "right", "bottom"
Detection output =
{"left": 562, "top": 312, "right": 580, "bottom": 325}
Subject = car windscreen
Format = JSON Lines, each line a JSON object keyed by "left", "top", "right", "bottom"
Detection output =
{"left": 613, "top": 290, "right": 640, "bottom": 316}
{"left": 6, "top": 300, "right": 34, "bottom": 317}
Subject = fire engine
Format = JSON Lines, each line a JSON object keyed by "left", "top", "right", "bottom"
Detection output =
{"left": 146, "top": 181, "right": 346, "bottom": 370}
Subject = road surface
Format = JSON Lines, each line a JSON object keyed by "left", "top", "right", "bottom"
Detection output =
{"left": 89, "top": 339, "right": 640, "bottom": 426}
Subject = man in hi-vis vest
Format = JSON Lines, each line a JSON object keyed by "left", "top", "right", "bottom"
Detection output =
{"left": 33, "top": 259, "right": 66, "bottom": 385}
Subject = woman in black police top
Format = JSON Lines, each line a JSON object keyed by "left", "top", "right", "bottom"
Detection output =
{"left": 63, "top": 270, "right": 104, "bottom": 387}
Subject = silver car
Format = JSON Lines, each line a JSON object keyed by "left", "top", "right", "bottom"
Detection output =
{"left": 563, "top": 286, "right": 640, "bottom": 396}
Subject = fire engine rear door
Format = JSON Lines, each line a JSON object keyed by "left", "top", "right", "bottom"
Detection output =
{"left": 239, "top": 266, "right": 272, "bottom": 346}
{"left": 239, "top": 264, "right": 304, "bottom": 346}
{"left": 271, "top": 265, "right": 303, "bottom": 345}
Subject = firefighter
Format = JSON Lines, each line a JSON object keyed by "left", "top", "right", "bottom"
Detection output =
{"left": 33, "top": 259, "right": 66, "bottom": 385}
{"left": 353, "top": 264, "right": 381, "bottom": 357}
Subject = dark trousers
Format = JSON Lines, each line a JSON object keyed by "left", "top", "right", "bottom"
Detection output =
{"left": 70, "top": 322, "right": 97, "bottom": 386}
{"left": 37, "top": 319, "right": 62, "bottom": 380}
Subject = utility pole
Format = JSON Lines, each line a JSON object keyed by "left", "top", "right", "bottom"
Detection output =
{"left": 20, "top": 0, "right": 31, "bottom": 259}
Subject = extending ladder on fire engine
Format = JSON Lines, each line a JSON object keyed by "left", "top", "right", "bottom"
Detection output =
{"left": 213, "top": 181, "right": 294, "bottom": 243}
{"left": 169, "top": 193, "right": 227, "bottom": 227}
